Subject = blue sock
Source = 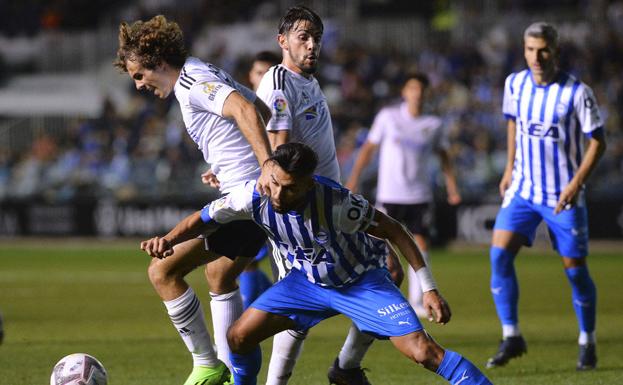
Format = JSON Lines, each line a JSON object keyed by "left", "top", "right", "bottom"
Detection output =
{"left": 490, "top": 247, "right": 518, "bottom": 325}
{"left": 564, "top": 266, "right": 597, "bottom": 335}
{"left": 239, "top": 270, "right": 272, "bottom": 309}
{"left": 436, "top": 350, "right": 492, "bottom": 384}
{"left": 229, "top": 345, "right": 262, "bottom": 385}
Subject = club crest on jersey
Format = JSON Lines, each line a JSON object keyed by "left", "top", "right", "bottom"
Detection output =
{"left": 303, "top": 105, "right": 318, "bottom": 120}
{"left": 313, "top": 230, "right": 329, "bottom": 244}
{"left": 201, "top": 82, "right": 223, "bottom": 101}
{"left": 274, "top": 98, "right": 288, "bottom": 113}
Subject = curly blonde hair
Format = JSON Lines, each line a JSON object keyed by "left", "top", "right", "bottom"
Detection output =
{"left": 114, "top": 15, "right": 188, "bottom": 72}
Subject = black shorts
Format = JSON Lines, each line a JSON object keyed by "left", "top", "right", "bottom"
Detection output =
{"left": 204, "top": 220, "right": 267, "bottom": 259}
{"left": 381, "top": 202, "right": 431, "bottom": 236}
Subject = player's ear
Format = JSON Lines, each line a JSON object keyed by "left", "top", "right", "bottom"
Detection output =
{"left": 277, "top": 33, "right": 288, "bottom": 50}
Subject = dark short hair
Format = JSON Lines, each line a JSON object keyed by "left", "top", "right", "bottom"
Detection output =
{"left": 114, "top": 15, "right": 188, "bottom": 72}
{"left": 278, "top": 6, "right": 324, "bottom": 35}
{"left": 266, "top": 142, "right": 318, "bottom": 178}
{"left": 404, "top": 72, "right": 429, "bottom": 89}
{"left": 254, "top": 51, "right": 281, "bottom": 66}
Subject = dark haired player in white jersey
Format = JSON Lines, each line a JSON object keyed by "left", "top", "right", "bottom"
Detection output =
{"left": 115, "top": 15, "right": 274, "bottom": 385}
{"left": 486, "top": 22, "right": 606, "bottom": 370}
{"left": 346, "top": 72, "right": 460, "bottom": 318}
{"left": 255, "top": 6, "right": 403, "bottom": 385}
{"left": 140, "top": 142, "right": 493, "bottom": 385}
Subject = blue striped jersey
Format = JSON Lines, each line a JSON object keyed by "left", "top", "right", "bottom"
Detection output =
{"left": 502, "top": 70, "right": 603, "bottom": 207}
{"left": 201, "top": 176, "right": 388, "bottom": 287}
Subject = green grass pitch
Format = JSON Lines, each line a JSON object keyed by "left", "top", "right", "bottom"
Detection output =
{"left": 0, "top": 239, "right": 622, "bottom": 384}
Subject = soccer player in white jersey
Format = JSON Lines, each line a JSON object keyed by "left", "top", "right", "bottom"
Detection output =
{"left": 255, "top": 7, "right": 403, "bottom": 385}
{"left": 485, "top": 22, "right": 606, "bottom": 370}
{"left": 140, "top": 142, "right": 493, "bottom": 385}
{"left": 346, "top": 72, "right": 461, "bottom": 317}
{"left": 115, "top": 15, "right": 274, "bottom": 385}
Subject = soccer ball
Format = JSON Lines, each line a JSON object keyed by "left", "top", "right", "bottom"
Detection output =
{"left": 50, "top": 353, "right": 108, "bottom": 385}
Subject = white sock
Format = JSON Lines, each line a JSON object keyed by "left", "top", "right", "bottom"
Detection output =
{"left": 408, "top": 252, "right": 429, "bottom": 313}
{"left": 337, "top": 324, "right": 375, "bottom": 369}
{"left": 163, "top": 287, "right": 219, "bottom": 367}
{"left": 579, "top": 331, "right": 596, "bottom": 345}
{"left": 210, "top": 289, "right": 243, "bottom": 368}
{"left": 266, "top": 330, "right": 307, "bottom": 385}
{"left": 502, "top": 324, "right": 521, "bottom": 338}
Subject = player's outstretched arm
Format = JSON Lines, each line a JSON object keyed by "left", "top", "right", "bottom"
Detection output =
{"left": 366, "top": 210, "right": 451, "bottom": 324}
{"left": 140, "top": 211, "right": 207, "bottom": 259}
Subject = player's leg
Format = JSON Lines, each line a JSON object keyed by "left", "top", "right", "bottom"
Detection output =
{"left": 147, "top": 238, "right": 229, "bottom": 385}
{"left": 265, "top": 240, "right": 308, "bottom": 385}
{"left": 487, "top": 197, "right": 540, "bottom": 368}
{"left": 391, "top": 332, "right": 492, "bottom": 384}
{"left": 228, "top": 308, "right": 297, "bottom": 385}
{"left": 205, "top": 256, "right": 250, "bottom": 368}
{"left": 230, "top": 269, "right": 336, "bottom": 385}
{"left": 204, "top": 220, "right": 268, "bottom": 369}
{"left": 332, "top": 268, "right": 491, "bottom": 384}
{"left": 239, "top": 245, "right": 272, "bottom": 310}
{"left": 543, "top": 202, "right": 596, "bottom": 370}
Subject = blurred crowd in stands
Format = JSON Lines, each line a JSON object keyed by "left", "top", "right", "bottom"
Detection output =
{"left": 1, "top": 1, "right": 623, "bottom": 204}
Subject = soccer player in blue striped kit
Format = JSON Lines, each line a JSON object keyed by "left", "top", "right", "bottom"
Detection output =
{"left": 486, "top": 22, "right": 606, "bottom": 370}
{"left": 141, "top": 143, "right": 492, "bottom": 385}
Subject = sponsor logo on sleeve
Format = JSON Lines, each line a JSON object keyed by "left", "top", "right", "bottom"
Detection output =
{"left": 201, "top": 82, "right": 224, "bottom": 101}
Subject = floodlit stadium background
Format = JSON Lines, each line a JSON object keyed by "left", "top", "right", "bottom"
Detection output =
{"left": 1, "top": 2, "right": 623, "bottom": 385}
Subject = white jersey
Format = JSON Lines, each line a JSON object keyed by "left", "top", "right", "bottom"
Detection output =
{"left": 201, "top": 176, "right": 387, "bottom": 287}
{"left": 502, "top": 70, "right": 603, "bottom": 207}
{"left": 367, "top": 102, "right": 448, "bottom": 204}
{"left": 174, "top": 57, "right": 260, "bottom": 193}
{"left": 256, "top": 64, "right": 340, "bottom": 181}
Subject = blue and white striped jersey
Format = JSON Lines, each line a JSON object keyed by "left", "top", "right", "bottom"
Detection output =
{"left": 502, "top": 70, "right": 603, "bottom": 207}
{"left": 200, "top": 176, "right": 388, "bottom": 287}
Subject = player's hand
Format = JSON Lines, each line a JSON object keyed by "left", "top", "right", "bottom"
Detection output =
{"left": 140, "top": 236, "right": 174, "bottom": 259}
{"left": 499, "top": 170, "right": 512, "bottom": 198}
{"left": 422, "top": 290, "right": 452, "bottom": 324}
{"left": 201, "top": 169, "right": 220, "bottom": 189}
{"left": 554, "top": 180, "right": 580, "bottom": 214}
{"left": 256, "top": 163, "right": 272, "bottom": 196}
{"left": 447, "top": 190, "right": 462, "bottom": 206}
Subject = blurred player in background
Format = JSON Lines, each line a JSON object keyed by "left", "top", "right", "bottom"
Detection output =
{"left": 115, "top": 15, "right": 274, "bottom": 385}
{"left": 140, "top": 142, "right": 493, "bottom": 385}
{"left": 486, "top": 22, "right": 606, "bottom": 370}
{"left": 346, "top": 72, "right": 460, "bottom": 317}
{"left": 255, "top": 6, "right": 403, "bottom": 385}
{"left": 238, "top": 50, "right": 281, "bottom": 310}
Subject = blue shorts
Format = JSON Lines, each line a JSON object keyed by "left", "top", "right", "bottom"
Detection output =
{"left": 494, "top": 195, "right": 589, "bottom": 258}
{"left": 251, "top": 268, "right": 422, "bottom": 339}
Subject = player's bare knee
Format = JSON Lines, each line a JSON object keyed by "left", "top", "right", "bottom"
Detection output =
{"left": 147, "top": 259, "right": 177, "bottom": 288}
{"left": 226, "top": 324, "right": 251, "bottom": 353}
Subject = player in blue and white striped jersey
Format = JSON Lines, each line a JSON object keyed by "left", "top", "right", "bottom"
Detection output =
{"left": 487, "top": 22, "right": 606, "bottom": 370}
{"left": 141, "top": 142, "right": 492, "bottom": 385}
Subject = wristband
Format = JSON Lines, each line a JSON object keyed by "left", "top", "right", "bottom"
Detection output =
{"left": 415, "top": 266, "right": 437, "bottom": 292}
